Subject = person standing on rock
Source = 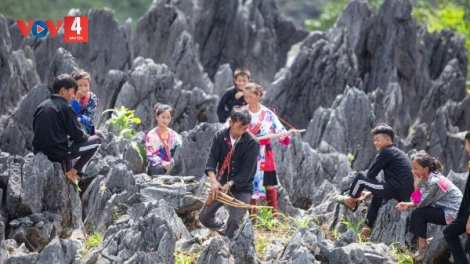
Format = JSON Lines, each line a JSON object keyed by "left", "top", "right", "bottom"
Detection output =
{"left": 198, "top": 107, "right": 260, "bottom": 238}
{"left": 395, "top": 151, "right": 462, "bottom": 261}
{"left": 443, "top": 131, "right": 470, "bottom": 264}
{"left": 145, "top": 103, "right": 182, "bottom": 176}
{"left": 243, "top": 83, "right": 295, "bottom": 219}
{"left": 216, "top": 67, "right": 250, "bottom": 123}
{"left": 334, "top": 123, "right": 414, "bottom": 241}
{"left": 33, "top": 74, "right": 102, "bottom": 192}
{"left": 70, "top": 71, "right": 99, "bottom": 135}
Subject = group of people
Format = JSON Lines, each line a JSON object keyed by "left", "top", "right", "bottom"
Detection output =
{"left": 32, "top": 69, "right": 470, "bottom": 263}
{"left": 334, "top": 125, "right": 470, "bottom": 262}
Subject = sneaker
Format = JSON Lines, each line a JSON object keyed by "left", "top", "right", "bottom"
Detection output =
{"left": 413, "top": 248, "right": 425, "bottom": 262}
{"left": 359, "top": 227, "right": 371, "bottom": 241}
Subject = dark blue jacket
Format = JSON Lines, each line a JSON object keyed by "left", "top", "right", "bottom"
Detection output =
{"left": 216, "top": 86, "right": 247, "bottom": 123}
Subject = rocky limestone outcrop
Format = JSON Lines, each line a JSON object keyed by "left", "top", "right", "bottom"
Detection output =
{"left": 114, "top": 57, "right": 218, "bottom": 133}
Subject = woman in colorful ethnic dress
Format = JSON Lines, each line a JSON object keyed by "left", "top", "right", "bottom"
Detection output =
{"left": 146, "top": 103, "right": 182, "bottom": 176}
{"left": 243, "top": 82, "right": 291, "bottom": 218}
{"left": 396, "top": 151, "right": 462, "bottom": 261}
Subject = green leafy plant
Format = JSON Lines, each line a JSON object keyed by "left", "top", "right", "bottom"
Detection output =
{"left": 103, "top": 106, "right": 148, "bottom": 167}
{"left": 347, "top": 153, "right": 355, "bottom": 168}
{"left": 254, "top": 236, "right": 270, "bottom": 260}
{"left": 85, "top": 227, "right": 102, "bottom": 249}
{"left": 174, "top": 250, "right": 199, "bottom": 264}
{"left": 389, "top": 242, "right": 414, "bottom": 264}
{"left": 334, "top": 215, "right": 366, "bottom": 243}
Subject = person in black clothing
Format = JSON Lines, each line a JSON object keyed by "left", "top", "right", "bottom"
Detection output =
{"left": 216, "top": 67, "right": 250, "bottom": 123}
{"left": 198, "top": 107, "right": 260, "bottom": 238}
{"left": 443, "top": 131, "right": 470, "bottom": 264}
{"left": 334, "top": 123, "right": 414, "bottom": 240}
{"left": 33, "top": 74, "right": 102, "bottom": 191}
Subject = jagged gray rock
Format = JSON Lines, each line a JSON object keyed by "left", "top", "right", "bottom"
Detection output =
{"left": 229, "top": 219, "right": 258, "bottom": 264}
{"left": 304, "top": 87, "right": 376, "bottom": 171}
{"left": 194, "top": 0, "right": 308, "bottom": 86}
{"left": 83, "top": 200, "right": 185, "bottom": 264}
{"left": 263, "top": 27, "right": 359, "bottom": 129}
{"left": 369, "top": 200, "right": 410, "bottom": 245}
{"left": 114, "top": 57, "right": 217, "bottom": 133}
{"left": 168, "top": 122, "right": 223, "bottom": 178}
{"left": 140, "top": 176, "right": 204, "bottom": 214}
{"left": 418, "top": 59, "right": 467, "bottom": 124}
{"left": 196, "top": 236, "right": 234, "bottom": 264}
{"left": 169, "top": 31, "right": 213, "bottom": 93}
{"left": 213, "top": 64, "right": 233, "bottom": 96}
{"left": 0, "top": 15, "right": 40, "bottom": 116}
{"left": 81, "top": 162, "right": 139, "bottom": 234}
{"left": 324, "top": 242, "right": 395, "bottom": 264}
{"left": 6, "top": 153, "right": 82, "bottom": 232}
{"left": 427, "top": 108, "right": 467, "bottom": 174}
{"left": 8, "top": 213, "right": 61, "bottom": 252}
{"left": 273, "top": 136, "right": 350, "bottom": 212}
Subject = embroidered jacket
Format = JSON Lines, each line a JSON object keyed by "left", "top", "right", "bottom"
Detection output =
{"left": 145, "top": 127, "right": 182, "bottom": 166}
{"left": 71, "top": 91, "right": 99, "bottom": 133}
{"left": 411, "top": 172, "right": 463, "bottom": 224}
{"left": 244, "top": 105, "right": 290, "bottom": 172}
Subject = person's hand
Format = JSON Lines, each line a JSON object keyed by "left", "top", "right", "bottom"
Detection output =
{"left": 210, "top": 180, "right": 223, "bottom": 199}
{"left": 289, "top": 129, "right": 299, "bottom": 136}
{"left": 357, "top": 191, "right": 372, "bottom": 201}
{"left": 235, "top": 91, "right": 244, "bottom": 99}
{"left": 413, "top": 172, "right": 422, "bottom": 189}
{"left": 77, "top": 117, "right": 81, "bottom": 122}
{"left": 396, "top": 202, "right": 409, "bottom": 212}
{"left": 162, "top": 161, "right": 170, "bottom": 170}
{"left": 279, "top": 131, "right": 289, "bottom": 141}
{"left": 221, "top": 183, "right": 231, "bottom": 194}
{"left": 466, "top": 215, "right": 470, "bottom": 234}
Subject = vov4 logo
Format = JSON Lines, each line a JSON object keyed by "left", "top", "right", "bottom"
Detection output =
{"left": 16, "top": 16, "right": 88, "bottom": 43}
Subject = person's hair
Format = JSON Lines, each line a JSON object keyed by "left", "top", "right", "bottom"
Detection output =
{"left": 371, "top": 123, "right": 394, "bottom": 141}
{"left": 52, "top": 74, "right": 78, "bottom": 94}
{"left": 411, "top": 151, "right": 443, "bottom": 173}
{"left": 244, "top": 82, "right": 263, "bottom": 98}
{"left": 465, "top": 131, "right": 470, "bottom": 142}
{"left": 233, "top": 67, "right": 251, "bottom": 80}
{"left": 71, "top": 70, "right": 92, "bottom": 86}
{"left": 230, "top": 106, "right": 251, "bottom": 125}
{"left": 154, "top": 103, "right": 173, "bottom": 117}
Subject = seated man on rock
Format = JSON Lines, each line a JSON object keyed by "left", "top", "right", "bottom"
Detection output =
{"left": 334, "top": 123, "right": 414, "bottom": 240}
{"left": 198, "top": 107, "right": 260, "bottom": 238}
{"left": 33, "top": 74, "right": 102, "bottom": 192}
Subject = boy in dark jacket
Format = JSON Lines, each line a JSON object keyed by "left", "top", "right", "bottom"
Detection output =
{"left": 199, "top": 107, "right": 260, "bottom": 238}
{"left": 33, "top": 74, "right": 102, "bottom": 191}
{"left": 334, "top": 123, "right": 414, "bottom": 240}
{"left": 216, "top": 68, "right": 250, "bottom": 123}
{"left": 443, "top": 131, "right": 470, "bottom": 264}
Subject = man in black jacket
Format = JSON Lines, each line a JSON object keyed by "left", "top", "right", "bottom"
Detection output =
{"left": 33, "top": 74, "right": 101, "bottom": 191}
{"left": 216, "top": 68, "right": 250, "bottom": 123}
{"left": 443, "top": 131, "right": 470, "bottom": 264}
{"left": 199, "top": 107, "right": 260, "bottom": 238}
{"left": 334, "top": 123, "right": 414, "bottom": 240}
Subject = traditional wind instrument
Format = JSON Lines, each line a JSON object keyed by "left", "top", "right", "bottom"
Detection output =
{"left": 204, "top": 182, "right": 272, "bottom": 209}
{"left": 257, "top": 129, "right": 306, "bottom": 141}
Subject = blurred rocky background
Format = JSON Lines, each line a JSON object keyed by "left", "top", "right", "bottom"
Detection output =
{"left": 0, "top": 0, "right": 469, "bottom": 263}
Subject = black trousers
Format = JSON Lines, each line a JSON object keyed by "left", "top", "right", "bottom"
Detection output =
{"left": 349, "top": 171, "right": 406, "bottom": 228}
{"left": 409, "top": 206, "right": 446, "bottom": 238}
{"left": 443, "top": 217, "right": 470, "bottom": 264}
{"left": 63, "top": 135, "right": 102, "bottom": 172}
{"left": 198, "top": 192, "right": 251, "bottom": 239}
